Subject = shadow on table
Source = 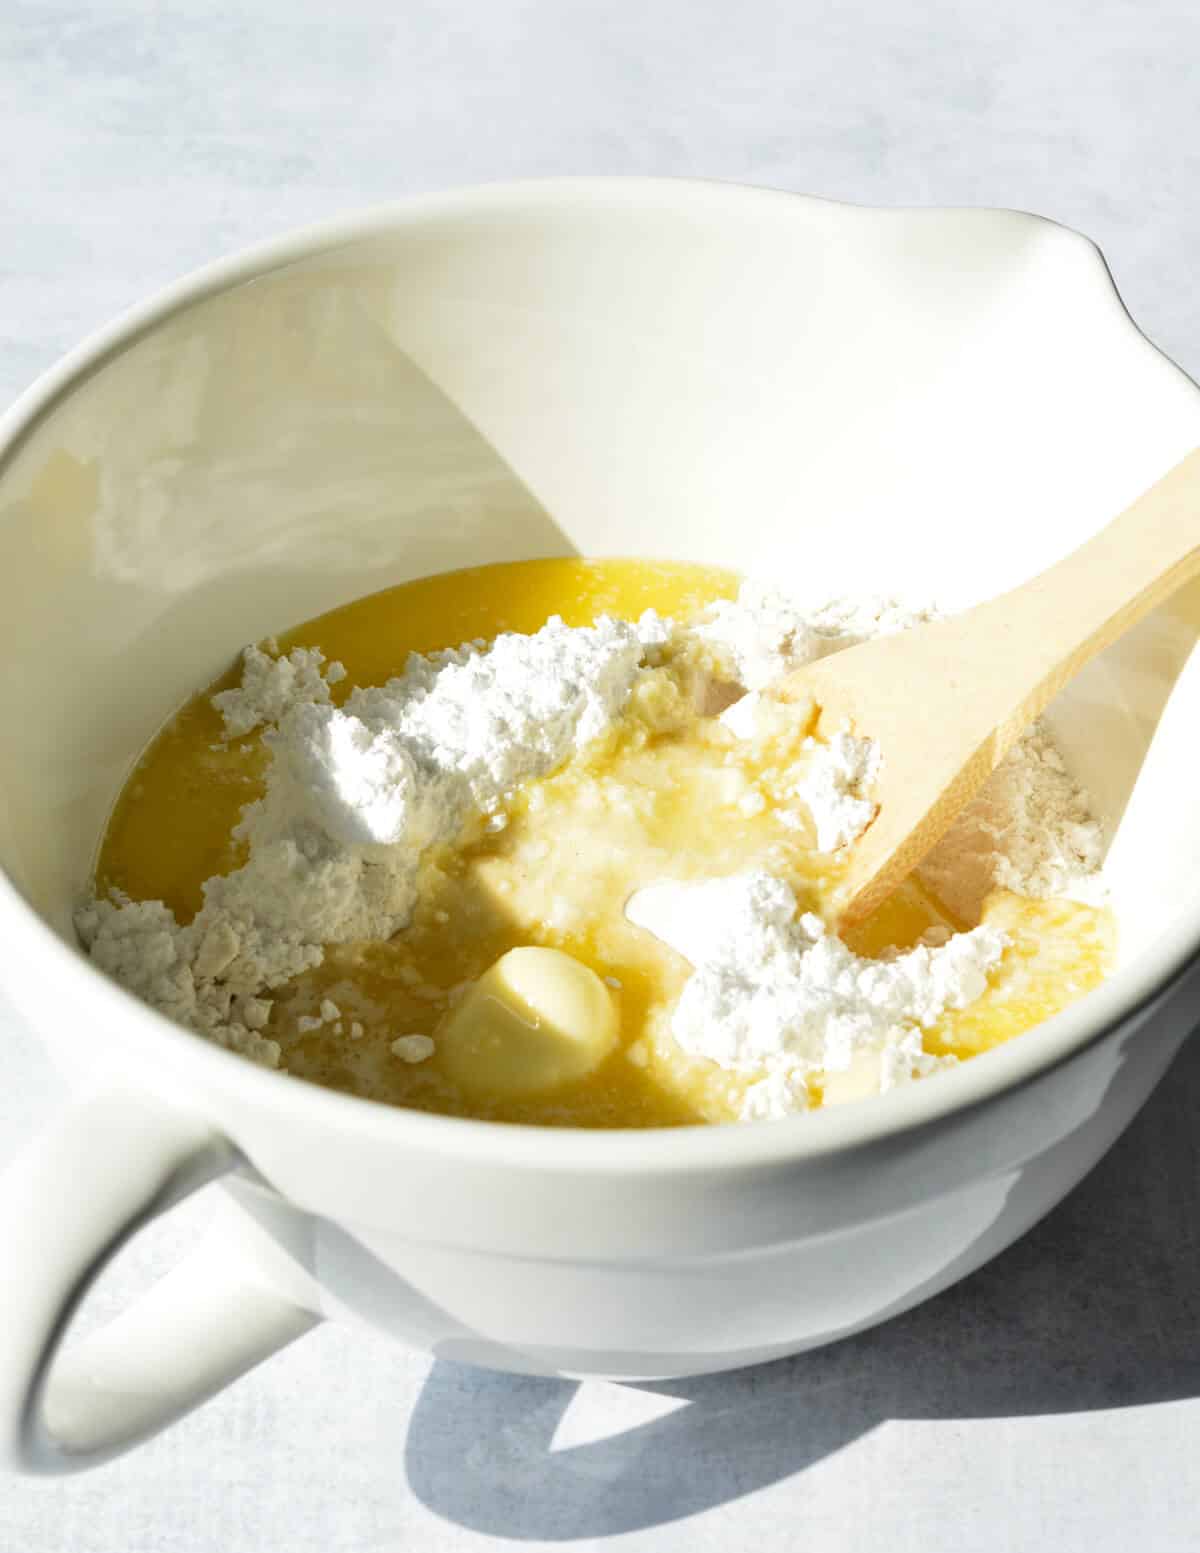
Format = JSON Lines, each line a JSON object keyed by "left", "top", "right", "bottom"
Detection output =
{"left": 404, "top": 1031, "right": 1200, "bottom": 1541}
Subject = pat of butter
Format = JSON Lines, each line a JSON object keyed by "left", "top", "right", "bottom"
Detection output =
{"left": 439, "top": 947, "right": 618, "bottom": 1097}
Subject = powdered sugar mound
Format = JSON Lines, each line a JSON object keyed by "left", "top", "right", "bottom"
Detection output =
{"left": 627, "top": 872, "right": 1006, "bottom": 1119}
{"left": 697, "top": 581, "right": 934, "bottom": 690}
{"left": 715, "top": 687, "right": 881, "bottom": 851}
{"left": 239, "top": 612, "right": 660, "bottom": 871}
{"left": 246, "top": 703, "right": 444, "bottom": 853}
{"left": 75, "top": 896, "right": 287, "bottom": 1068}
{"left": 212, "top": 643, "right": 346, "bottom": 737}
{"left": 795, "top": 731, "right": 880, "bottom": 851}
{"left": 920, "top": 725, "right": 1106, "bottom": 919}
{"left": 980, "top": 727, "right": 1105, "bottom": 899}
{"left": 348, "top": 613, "right": 658, "bottom": 819}
{"left": 740, "top": 1067, "right": 812, "bottom": 1120}
{"left": 78, "top": 613, "right": 662, "bottom": 1063}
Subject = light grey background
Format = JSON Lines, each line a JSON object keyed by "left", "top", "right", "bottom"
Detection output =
{"left": 4, "top": 2, "right": 1200, "bottom": 1549}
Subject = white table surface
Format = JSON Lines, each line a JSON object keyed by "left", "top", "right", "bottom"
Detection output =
{"left": 5, "top": 2, "right": 1200, "bottom": 1548}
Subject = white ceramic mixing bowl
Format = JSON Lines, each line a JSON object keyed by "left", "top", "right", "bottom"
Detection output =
{"left": 2, "top": 179, "right": 1199, "bottom": 1474}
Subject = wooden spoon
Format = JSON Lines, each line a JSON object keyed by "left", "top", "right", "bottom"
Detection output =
{"left": 772, "top": 447, "right": 1200, "bottom": 927}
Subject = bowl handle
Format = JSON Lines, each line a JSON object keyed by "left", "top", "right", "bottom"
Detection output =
{"left": 0, "top": 1089, "right": 320, "bottom": 1474}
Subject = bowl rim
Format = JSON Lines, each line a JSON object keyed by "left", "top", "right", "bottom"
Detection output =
{"left": 3, "top": 173, "right": 1200, "bottom": 1176}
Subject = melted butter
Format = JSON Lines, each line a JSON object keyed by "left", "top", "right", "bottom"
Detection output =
{"left": 96, "top": 557, "right": 1117, "bottom": 1128}
{"left": 925, "top": 892, "right": 1116, "bottom": 1059}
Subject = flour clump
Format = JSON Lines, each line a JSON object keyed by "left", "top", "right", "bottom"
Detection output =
{"left": 212, "top": 643, "right": 347, "bottom": 738}
{"left": 78, "top": 613, "right": 666, "bottom": 1063}
{"left": 696, "top": 582, "right": 935, "bottom": 690}
{"left": 626, "top": 872, "right": 1007, "bottom": 1119}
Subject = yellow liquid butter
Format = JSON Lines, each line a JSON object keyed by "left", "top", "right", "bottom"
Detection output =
{"left": 96, "top": 559, "right": 1115, "bottom": 1128}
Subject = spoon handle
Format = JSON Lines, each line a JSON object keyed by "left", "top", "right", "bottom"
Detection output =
{"left": 971, "top": 445, "right": 1200, "bottom": 718}
{"left": 813, "top": 446, "right": 1200, "bottom": 925}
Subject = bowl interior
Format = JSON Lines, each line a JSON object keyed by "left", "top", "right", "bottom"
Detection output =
{"left": 1, "top": 183, "right": 1199, "bottom": 975}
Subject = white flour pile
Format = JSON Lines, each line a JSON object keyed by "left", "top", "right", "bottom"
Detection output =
{"left": 211, "top": 643, "right": 347, "bottom": 737}
{"left": 627, "top": 872, "right": 1006, "bottom": 1119}
{"left": 78, "top": 612, "right": 668, "bottom": 1066}
{"left": 77, "top": 581, "right": 1107, "bottom": 1113}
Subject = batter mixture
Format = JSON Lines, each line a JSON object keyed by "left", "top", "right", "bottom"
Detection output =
{"left": 79, "top": 559, "right": 1115, "bottom": 1127}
